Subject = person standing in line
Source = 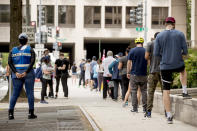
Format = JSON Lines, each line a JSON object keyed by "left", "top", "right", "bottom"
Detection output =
{"left": 54, "top": 53, "right": 64, "bottom": 98}
{"left": 41, "top": 56, "right": 54, "bottom": 104}
{"left": 58, "top": 53, "right": 70, "bottom": 98}
{"left": 90, "top": 56, "right": 97, "bottom": 89}
{"left": 102, "top": 51, "right": 115, "bottom": 99}
{"left": 108, "top": 53, "right": 123, "bottom": 101}
{"left": 118, "top": 47, "right": 130, "bottom": 102}
{"left": 71, "top": 63, "right": 77, "bottom": 86}
{"left": 79, "top": 59, "right": 86, "bottom": 87}
{"left": 93, "top": 61, "right": 98, "bottom": 91}
{"left": 144, "top": 32, "right": 162, "bottom": 118}
{"left": 8, "top": 33, "right": 37, "bottom": 120}
{"left": 127, "top": 37, "right": 147, "bottom": 113}
{"left": 154, "top": 17, "right": 189, "bottom": 124}
{"left": 85, "top": 59, "right": 91, "bottom": 87}
{"left": 96, "top": 59, "right": 104, "bottom": 92}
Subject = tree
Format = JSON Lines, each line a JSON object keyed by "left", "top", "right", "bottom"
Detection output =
{"left": 1, "top": 0, "right": 26, "bottom": 102}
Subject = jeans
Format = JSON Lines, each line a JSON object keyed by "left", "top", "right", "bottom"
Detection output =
{"left": 79, "top": 73, "right": 85, "bottom": 86}
{"left": 41, "top": 78, "right": 53, "bottom": 100}
{"left": 113, "top": 79, "right": 121, "bottom": 100}
{"left": 121, "top": 74, "right": 129, "bottom": 100}
{"left": 9, "top": 69, "right": 35, "bottom": 110}
{"left": 61, "top": 74, "right": 68, "bottom": 97}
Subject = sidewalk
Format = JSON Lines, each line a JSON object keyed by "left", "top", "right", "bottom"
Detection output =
{"left": 0, "top": 78, "right": 197, "bottom": 131}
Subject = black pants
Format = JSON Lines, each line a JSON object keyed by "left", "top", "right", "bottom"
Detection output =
{"left": 103, "top": 77, "right": 114, "bottom": 99}
{"left": 79, "top": 73, "right": 85, "bottom": 86}
{"left": 41, "top": 78, "right": 53, "bottom": 101}
{"left": 61, "top": 74, "right": 68, "bottom": 97}
{"left": 56, "top": 75, "right": 61, "bottom": 93}
{"left": 121, "top": 74, "right": 129, "bottom": 100}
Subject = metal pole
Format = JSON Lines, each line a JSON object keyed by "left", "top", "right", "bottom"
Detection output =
{"left": 99, "top": 40, "right": 101, "bottom": 59}
{"left": 144, "top": 0, "right": 147, "bottom": 44}
{"left": 39, "top": 0, "right": 42, "bottom": 44}
{"left": 8, "top": 75, "right": 12, "bottom": 102}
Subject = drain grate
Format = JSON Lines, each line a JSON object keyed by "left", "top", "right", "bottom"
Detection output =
{"left": 0, "top": 106, "right": 94, "bottom": 131}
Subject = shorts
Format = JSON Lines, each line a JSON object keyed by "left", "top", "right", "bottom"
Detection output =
{"left": 72, "top": 73, "right": 77, "bottom": 75}
{"left": 161, "top": 66, "right": 185, "bottom": 90}
{"left": 91, "top": 73, "right": 94, "bottom": 80}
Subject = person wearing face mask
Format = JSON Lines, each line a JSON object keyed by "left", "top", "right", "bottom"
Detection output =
{"left": 8, "top": 33, "right": 37, "bottom": 120}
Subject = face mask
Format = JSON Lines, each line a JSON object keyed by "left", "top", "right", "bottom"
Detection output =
{"left": 19, "top": 39, "right": 27, "bottom": 45}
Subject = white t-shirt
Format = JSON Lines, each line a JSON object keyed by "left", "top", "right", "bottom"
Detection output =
{"left": 102, "top": 56, "right": 115, "bottom": 77}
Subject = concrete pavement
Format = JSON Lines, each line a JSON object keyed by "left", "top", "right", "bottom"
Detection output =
{"left": 0, "top": 78, "right": 197, "bottom": 131}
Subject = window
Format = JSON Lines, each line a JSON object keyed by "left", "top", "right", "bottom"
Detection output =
{"left": 152, "top": 7, "right": 168, "bottom": 28}
{"left": 84, "top": 6, "right": 101, "bottom": 27}
{"left": 126, "top": 7, "right": 137, "bottom": 27}
{"left": 37, "top": 5, "right": 54, "bottom": 26}
{"left": 0, "top": 5, "right": 10, "bottom": 25}
{"left": 58, "top": 6, "right": 75, "bottom": 27}
{"left": 22, "top": 5, "right": 31, "bottom": 25}
{"left": 105, "top": 6, "right": 122, "bottom": 27}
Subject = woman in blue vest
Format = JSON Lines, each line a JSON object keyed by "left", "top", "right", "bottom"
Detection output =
{"left": 8, "top": 33, "right": 37, "bottom": 120}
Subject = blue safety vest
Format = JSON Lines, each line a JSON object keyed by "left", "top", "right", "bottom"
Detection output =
{"left": 11, "top": 46, "right": 31, "bottom": 70}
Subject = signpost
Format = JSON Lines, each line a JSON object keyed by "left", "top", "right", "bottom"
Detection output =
{"left": 22, "top": 26, "right": 36, "bottom": 44}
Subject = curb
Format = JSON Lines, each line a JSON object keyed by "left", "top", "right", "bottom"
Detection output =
{"left": 80, "top": 106, "right": 101, "bottom": 131}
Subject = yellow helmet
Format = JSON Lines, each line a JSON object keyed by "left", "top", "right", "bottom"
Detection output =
{"left": 135, "top": 37, "right": 144, "bottom": 44}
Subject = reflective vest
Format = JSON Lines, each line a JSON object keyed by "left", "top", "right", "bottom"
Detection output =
{"left": 12, "top": 46, "right": 31, "bottom": 70}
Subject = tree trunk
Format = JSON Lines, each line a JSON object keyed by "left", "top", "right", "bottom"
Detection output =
{"left": 1, "top": 0, "right": 26, "bottom": 102}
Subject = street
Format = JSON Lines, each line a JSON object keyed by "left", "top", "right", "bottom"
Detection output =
{"left": 0, "top": 79, "right": 196, "bottom": 131}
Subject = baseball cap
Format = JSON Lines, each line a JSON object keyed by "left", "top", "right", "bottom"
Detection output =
{"left": 165, "top": 17, "right": 176, "bottom": 23}
{"left": 18, "top": 33, "right": 28, "bottom": 39}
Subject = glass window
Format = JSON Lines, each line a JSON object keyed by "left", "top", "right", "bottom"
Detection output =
{"left": 126, "top": 7, "right": 137, "bottom": 27}
{"left": 84, "top": 6, "right": 101, "bottom": 27}
{"left": 37, "top": 5, "right": 54, "bottom": 26}
{"left": 152, "top": 7, "right": 168, "bottom": 28}
{"left": 22, "top": 5, "right": 31, "bottom": 25}
{"left": 0, "top": 5, "right": 10, "bottom": 24}
{"left": 105, "top": 6, "right": 122, "bottom": 27}
{"left": 58, "top": 6, "right": 75, "bottom": 27}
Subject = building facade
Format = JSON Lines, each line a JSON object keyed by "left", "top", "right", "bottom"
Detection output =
{"left": 0, "top": 0, "right": 192, "bottom": 64}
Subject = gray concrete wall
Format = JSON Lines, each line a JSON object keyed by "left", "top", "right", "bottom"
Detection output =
{"left": 153, "top": 90, "right": 197, "bottom": 127}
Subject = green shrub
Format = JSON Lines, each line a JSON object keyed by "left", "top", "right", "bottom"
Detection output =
{"left": 172, "top": 49, "right": 197, "bottom": 88}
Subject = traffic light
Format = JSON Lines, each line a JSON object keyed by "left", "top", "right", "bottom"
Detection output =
{"left": 47, "top": 27, "right": 52, "bottom": 37}
{"left": 41, "top": 6, "right": 46, "bottom": 25}
{"left": 129, "top": 9, "right": 136, "bottom": 23}
{"left": 56, "top": 27, "right": 60, "bottom": 37}
{"left": 58, "top": 42, "right": 62, "bottom": 50}
{"left": 136, "top": 3, "right": 143, "bottom": 25}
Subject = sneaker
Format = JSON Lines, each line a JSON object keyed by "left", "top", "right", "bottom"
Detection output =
{"left": 167, "top": 116, "right": 173, "bottom": 124}
{"left": 131, "top": 109, "right": 138, "bottom": 113}
{"left": 122, "top": 101, "right": 128, "bottom": 107}
{"left": 182, "top": 93, "right": 192, "bottom": 99}
{"left": 40, "top": 100, "right": 48, "bottom": 104}
{"left": 145, "top": 111, "right": 151, "bottom": 118}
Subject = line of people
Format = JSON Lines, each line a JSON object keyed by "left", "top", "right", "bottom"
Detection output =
{"left": 77, "top": 17, "right": 191, "bottom": 124}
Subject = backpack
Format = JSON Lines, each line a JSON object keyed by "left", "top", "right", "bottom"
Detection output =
{"left": 35, "top": 66, "right": 42, "bottom": 79}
